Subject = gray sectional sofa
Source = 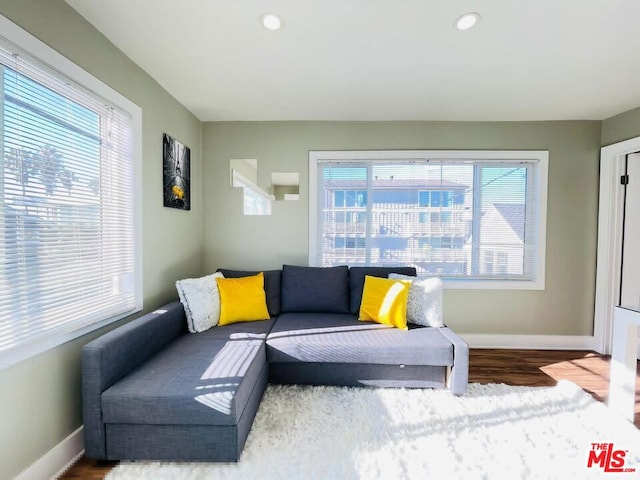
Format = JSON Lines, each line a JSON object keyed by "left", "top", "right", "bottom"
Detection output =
{"left": 82, "top": 265, "right": 469, "bottom": 462}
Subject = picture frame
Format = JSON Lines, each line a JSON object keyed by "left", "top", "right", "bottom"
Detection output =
{"left": 163, "top": 133, "right": 191, "bottom": 210}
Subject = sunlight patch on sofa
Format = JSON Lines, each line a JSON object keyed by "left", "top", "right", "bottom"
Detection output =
{"left": 200, "top": 340, "right": 261, "bottom": 380}
{"left": 195, "top": 390, "right": 236, "bottom": 415}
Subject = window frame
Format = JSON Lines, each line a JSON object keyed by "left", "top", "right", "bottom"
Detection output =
{"left": 309, "top": 150, "right": 548, "bottom": 290}
{"left": 0, "top": 14, "right": 143, "bottom": 370}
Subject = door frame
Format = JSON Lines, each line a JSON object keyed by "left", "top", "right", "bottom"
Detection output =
{"left": 594, "top": 135, "right": 640, "bottom": 354}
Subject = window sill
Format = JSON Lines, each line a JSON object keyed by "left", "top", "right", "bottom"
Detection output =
{"left": 0, "top": 306, "right": 141, "bottom": 371}
{"left": 442, "top": 278, "right": 545, "bottom": 290}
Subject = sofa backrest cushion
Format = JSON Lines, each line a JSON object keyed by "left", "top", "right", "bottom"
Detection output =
{"left": 217, "top": 269, "right": 282, "bottom": 316}
{"left": 281, "top": 265, "right": 350, "bottom": 313}
{"left": 348, "top": 266, "right": 417, "bottom": 314}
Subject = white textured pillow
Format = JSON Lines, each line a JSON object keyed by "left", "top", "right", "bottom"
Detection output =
{"left": 388, "top": 274, "right": 444, "bottom": 328}
{"left": 176, "top": 272, "right": 224, "bottom": 333}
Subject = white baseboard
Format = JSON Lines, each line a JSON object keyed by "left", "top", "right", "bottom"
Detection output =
{"left": 461, "top": 334, "right": 597, "bottom": 351}
{"left": 15, "top": 426, "right": 84, "bottom": 480}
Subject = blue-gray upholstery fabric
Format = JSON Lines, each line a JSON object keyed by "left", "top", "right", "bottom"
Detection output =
{"left": 281, "top": 265, "right": 350, "bottom": 313}
{"left": 105, "top": 362, "right": 268, "bottom": 461}
{"left": 83, "top": 276, "right": 469, "bottom": 462}
{"left": 82, "top": 301, "right": 187, "bottom": 459}
{"left": 217, "top": 269, "right": 282, "bottom": 316}
{"left": 348, "top": 266, "right": 417, "bottom": 314}
{"left": 438, "top": 326, "right": 470, "bottom": 395}
{"left": 269, "top": 362, "right": 447, "bottom": 389}
{"left": 200, "top": 317, "right": 276, "bottom": 341}
{"left": 267, "top": 313, "right": 453, "bottom": 366}
{"left": 102, "top": 332, "right": 268, "bottom": 426}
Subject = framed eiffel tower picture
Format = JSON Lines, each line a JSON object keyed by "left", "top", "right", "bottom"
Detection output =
{"left": 162, "top": 133, "right": 191, "bottom": 210}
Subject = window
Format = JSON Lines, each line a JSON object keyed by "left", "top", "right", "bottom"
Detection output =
{"left": 420, "top": 190, "right": 453, "bottom": 207}
{"left": 484, "top": 251, "right": 495, "bottom": 273}
{"left": 334, "top": 190, "right": 366, "bottom": 208}
{"left": 497, "top": 251, "right": 508, "bottom": 274}
{"left": 309, "top": 150, "right": 548, "bottom": 289}
{"left": 345, "top": 237, "right": 365, "bottom": 248}
{"left": 418, "top": 191, "right": 429, "bottom": 207}
{"left": 347, "top": 212, "right": 366, "bottom": 223}
{"left": 0, "top": 18, "right": 142, "bottom": 369}
{"left": 334, "top": 237, "right": 365, "bottom": 250}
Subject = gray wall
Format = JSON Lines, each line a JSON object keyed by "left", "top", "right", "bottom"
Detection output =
{"left": 602, "top": 106, "right": 640, "bottom": 146}
{"left": 0, "top": 1, "right": 630, "bottom": 477}
{"left": 203, "top": 121, "right": 601, "bottom": 336}
{"left": 0, "top": 1, "right": 204, "bottom": 478}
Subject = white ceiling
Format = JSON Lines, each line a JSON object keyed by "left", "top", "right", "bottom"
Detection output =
{"left": 65, "top": 0, "right": 640, "bottom": 122}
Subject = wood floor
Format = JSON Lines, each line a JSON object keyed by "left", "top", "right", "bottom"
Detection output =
{"left": 60, "top": 349, "right": 640, "bottom": 479}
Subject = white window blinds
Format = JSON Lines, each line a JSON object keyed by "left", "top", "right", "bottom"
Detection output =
{"left": 310, "top": 151, "right": 548, "bottom": 288}
{"left": 0, "top": 38, "right": 139, "bottom": 361}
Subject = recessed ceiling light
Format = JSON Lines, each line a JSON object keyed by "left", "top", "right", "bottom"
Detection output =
{"left": 260, "top": 13, "right": 282, "bottom": 31}
{"left": 454, "top": 12, "right": 480, "bottom": 31}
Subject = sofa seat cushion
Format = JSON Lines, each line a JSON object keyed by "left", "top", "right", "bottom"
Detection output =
{"left": 267, "top": 313, "right": 453, "bottom": 366}
{"left": 102, "top": 324, "right": 271, "bottom": 426}
{"left": 201, "top": 317, "right": 276, "bottom": 341}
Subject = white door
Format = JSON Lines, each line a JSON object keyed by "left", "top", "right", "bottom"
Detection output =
{"left": 620, "top": 153, "right": 640, "bottom": 307}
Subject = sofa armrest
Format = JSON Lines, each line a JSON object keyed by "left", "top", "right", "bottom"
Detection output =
{"left": 439, "top": 327, "right": 469, "bottom": 395}
{"left": 82, "top": 301, "right": 186, "bottom": 459}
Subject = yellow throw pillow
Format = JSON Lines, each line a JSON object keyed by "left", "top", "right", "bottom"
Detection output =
{"left": 359, "top": 275, "right": 411, "bottom": 330}
{"left": 216, "top": 272, "right": 270, "bottom": 326}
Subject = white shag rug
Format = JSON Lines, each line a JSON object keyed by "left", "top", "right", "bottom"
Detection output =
{"left": 106, "top": 381, "right": 640, "bottom": 480}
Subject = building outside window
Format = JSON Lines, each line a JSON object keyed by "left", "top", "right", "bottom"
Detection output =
{"left": 310, "top": 150, "right": 548, "bottom": 289}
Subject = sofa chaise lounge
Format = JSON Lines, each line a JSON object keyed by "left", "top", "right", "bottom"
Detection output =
{"left": 82, "top": 265, "right": 469, "bottom": 462}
